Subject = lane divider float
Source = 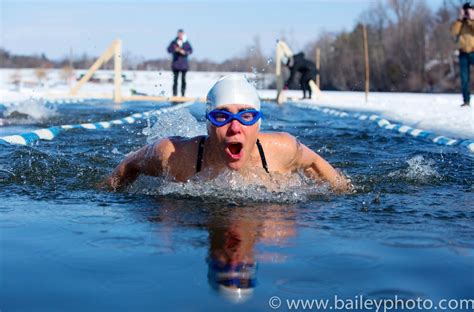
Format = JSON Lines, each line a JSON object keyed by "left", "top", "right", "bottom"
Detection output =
{"left": 290, "top": 102, "right": 474, "bottom": 153}
{"left": 0, "top": 101, "right": 196, "bottom": 146}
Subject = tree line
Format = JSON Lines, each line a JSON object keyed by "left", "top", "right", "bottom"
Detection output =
{"left": 0, "top": 0, "right": 465, "bottom": 92}
{"left": 304, "top": 0, "right": 462, "bottom": 92}
{"left": 0, "top": 37, "right": 272, "bottom": 75}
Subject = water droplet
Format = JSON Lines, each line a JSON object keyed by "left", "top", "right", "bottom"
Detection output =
{"left": 111, "top": 148, "right": 121, "bottom": 155}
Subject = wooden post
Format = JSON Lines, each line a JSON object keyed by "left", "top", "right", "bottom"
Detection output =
{"left": 275, "top": 40, "right": 294, "bottom": 105}
{"left": 67, "top": 47, "right": 74, "bottom": 87}
{"left": 315, "top": 48, "right": 320, "bottom": 88}
{"left": 363, "top": 25, "right": 370, "bottom": 103}
{"left": 114, "top": 40, "right": 122, "bottom": 103}
{"left": 70, "top": 39, "right": 122, "bottom": 103}
{"left": 275, "top": 42, "right": 283, "bottom": 102}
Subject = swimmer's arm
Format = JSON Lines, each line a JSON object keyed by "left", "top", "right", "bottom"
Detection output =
{"left": 290, "top": 137, "right": 351, "bottom": 193}
{"left": 103, "top": 140, "right": 169, "bottom": 190}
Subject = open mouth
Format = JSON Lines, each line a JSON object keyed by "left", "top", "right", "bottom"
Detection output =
{"left": 225, "top": 142, "right": 243, "bottom": 160}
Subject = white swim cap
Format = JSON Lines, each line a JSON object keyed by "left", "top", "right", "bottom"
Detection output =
{"left": 206, "top": 75, "right": 261, "bottom": 112}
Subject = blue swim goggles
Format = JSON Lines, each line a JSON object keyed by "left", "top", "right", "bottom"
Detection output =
{"left": 206, "top": 109, "right": 262, "bottom": 127}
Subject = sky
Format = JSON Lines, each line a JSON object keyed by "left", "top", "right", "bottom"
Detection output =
{"left": 0, "top": 0, "right": 449, "bottom": 62}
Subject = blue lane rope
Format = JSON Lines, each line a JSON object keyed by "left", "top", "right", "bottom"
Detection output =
{"left": 0, "top": 101, "right": 196, "bottom": 146}
{"left": 290, "top": 102, "right": 474, "bottom": 153}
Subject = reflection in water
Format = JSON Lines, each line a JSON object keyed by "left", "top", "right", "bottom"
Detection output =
{"left": 207, "top": 209, "right": 259, "bottom": 302}
{"left": 148, "top": 201, "right": 296, "bottom": 303}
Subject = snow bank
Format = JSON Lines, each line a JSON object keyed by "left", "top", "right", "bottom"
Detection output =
{"left": 0, "top": 69, "right": 472, "bottom": 140}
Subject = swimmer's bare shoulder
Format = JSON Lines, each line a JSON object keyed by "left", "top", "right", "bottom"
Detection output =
{"left": 102, "top": 135, "right": 202, "bottom": 190}
{"left": 257, "top": 132, "right": 300, "bottom": 171}
{"left": 258, "top": 132, "right": 351, "bottom": 193}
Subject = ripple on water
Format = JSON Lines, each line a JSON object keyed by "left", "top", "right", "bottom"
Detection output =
{"left": 309, "top": 253, "right": 381, "bottom": 270}
{"left": 70, "top": 215, "right": 123, "bottom": 225}
{"left": 0, "top": 206, "right": 13, "bottom": 213}
{"left": 365, "top": 288, "right": 425, "bottom": 300}
{"left": 39, "top": 248, "right": 130, "bottom": 273}
{"left": 88, "top": 236, "right": 145, "bottom": 249}
{"left": 276, "top": 278, "right": 340, "bottom": 295}
{"left": 101, "top": 276, "right": 162, "bottom": 293}
{"left": 0, "top": 219, "right": 24, "bottom": 228}
{"left": 87, "top": 236, "right": 174, "bottom": 254}
{"left": 447, "top": 237, "right": 474, "bottom": 249}
{"left": 381, "top": 235, "right": 446, "bottom": 248}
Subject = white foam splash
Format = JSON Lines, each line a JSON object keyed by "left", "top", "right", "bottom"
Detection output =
{"left": 127, "top": 168, "right": 329, "bottom": 203}
{"left": 389, "top": 155, "right": 441, "bottom": 183}
{"left": 2, "top": 98, "right": 57, "bottom": 122}
{"left": 143, "top": 108, "right": 206, "bottom": 143}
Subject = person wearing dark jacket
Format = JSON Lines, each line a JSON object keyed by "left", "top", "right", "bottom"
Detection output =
{"left": 285, "top": 52, "right": 318, "bottom": 99}
{"left": 167, "top": 29, "right": 193, "bottom": 97}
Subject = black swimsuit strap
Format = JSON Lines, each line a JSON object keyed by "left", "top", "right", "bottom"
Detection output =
{"left": 195, "top": 137, "right": 269, "bottom": 174}
{"left": 256, "top": 139, "right": 269, "bottom": 173}
{"left": 196, "top": 136, "right": 206, "bottom": 173}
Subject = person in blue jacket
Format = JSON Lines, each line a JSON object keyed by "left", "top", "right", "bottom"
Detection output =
{"left": 167, "top": 29, "right": 193, "bottom": 97}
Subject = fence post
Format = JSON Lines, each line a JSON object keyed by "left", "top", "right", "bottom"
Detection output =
{"left": 315, "top": 48, "right": 320, "bottom": 88}
{"left": 70, "top": 39, "right": 122, "bottom": 103}
{"left": 275, "top": 41, "right": 283, "bottom": 104}
{"left": 114, "top": 40, "right": 123, "bottom": 103}
{"left": 363, "top": 25, "right": 370, "bottom": 103}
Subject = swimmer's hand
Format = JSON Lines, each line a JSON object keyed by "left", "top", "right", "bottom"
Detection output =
{"left": 331, "top": 173, "right": 354, "bottom": 194}
{"left": 97, "top": 174, "right": 128, "bottom": 192}
{"left": 100, "top": 141, "right": 167, "bottom": 192}
{"left": 99, "top": 159, "right": 140, "bottom": 192}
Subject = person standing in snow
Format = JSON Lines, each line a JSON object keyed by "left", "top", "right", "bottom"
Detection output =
{"left": 167, "top": 29, "right": 193, "bottom": 97}
{"left": 451, "top": 2, "right": 474, "bottom": 107}
{"left": 284, "top": 52, "right": 318, "bottom": 99}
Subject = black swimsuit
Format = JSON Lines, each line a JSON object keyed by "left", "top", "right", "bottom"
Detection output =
{"left": 195, "top": 136, "right": 269, "bottom": 173}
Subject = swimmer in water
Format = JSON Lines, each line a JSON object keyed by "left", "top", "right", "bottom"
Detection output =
{"left": 105, "top": 75, "right": 351, "bottom": 192}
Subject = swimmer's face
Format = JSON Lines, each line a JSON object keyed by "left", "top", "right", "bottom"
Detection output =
{"left": 208, "top": 104, "right": 260, "bottom": 170}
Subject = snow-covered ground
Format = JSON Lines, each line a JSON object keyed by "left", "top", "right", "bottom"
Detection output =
{"left": 0, "top": 68, "right": 473, "bottom": 140}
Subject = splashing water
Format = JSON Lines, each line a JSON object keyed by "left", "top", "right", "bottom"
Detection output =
{"left": 245, "top": 70, "right": 259, "bottom": 88}
{"left": 143, "top": 109, "right": 206, "bottom": 144}
{"left": 128, "top": 168, "right": 330, "bottom": 203}
{"left": 388, "top": 155, "right": 441, "bottom": 184}
{"left": 2, "top": 98, "right": 57, "bottom": 123}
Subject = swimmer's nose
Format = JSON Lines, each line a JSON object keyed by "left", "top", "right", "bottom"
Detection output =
{"left": 227, "top": 119, "right": 242, "bottom": 135}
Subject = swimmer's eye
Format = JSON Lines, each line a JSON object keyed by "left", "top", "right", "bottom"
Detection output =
{"left": 213, "top": 112, "right": 230, "bottom": 122}
{"left": 240, "top": 111, "right": 257, "bottom": 121}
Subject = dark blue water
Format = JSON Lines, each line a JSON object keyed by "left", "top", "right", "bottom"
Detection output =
{"left": 0, "top": 100, "right": 473, "bottom": 311}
